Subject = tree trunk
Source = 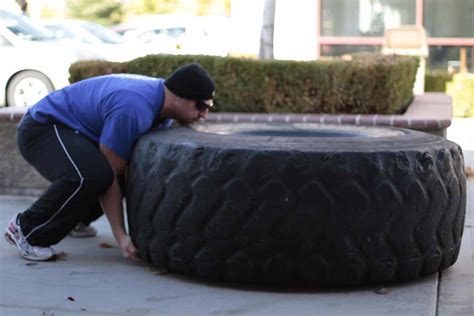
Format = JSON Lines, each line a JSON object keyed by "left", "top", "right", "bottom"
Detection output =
{"left": 16, "top": 0, "right": 28, "bottom": 15}
{"left": 258, "top": 0, "right": 276, "bottom": 60}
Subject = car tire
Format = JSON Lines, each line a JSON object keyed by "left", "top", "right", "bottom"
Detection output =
{"left": 6, "top": 70, "right": 54, "bottom": 107}
{"left": 126, "top": 123, "right": 467, "bottom": 285}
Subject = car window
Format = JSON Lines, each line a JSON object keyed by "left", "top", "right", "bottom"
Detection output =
{"left": 166, "top": 27, "right": 186, "bottom": 38}
{"left": 79, "top": 21, "right": 124, "bottom": 44}
{"left": 44, "top": 23, "right": 101, "bottom": 44}
{"left": 0, "top": 11, "right": 55, "bottom": 41}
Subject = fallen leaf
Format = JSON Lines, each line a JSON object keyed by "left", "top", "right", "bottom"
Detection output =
{"left": 374, "top": 288, "right": 391, "bottom": 295}
{"left": 466, "top": 167, "right": 474, "bottom": 178}
{"left": 57, "top": 252, "right": 68, "bottom": 260}
{"left": 99, "top": 242, "right": 114, "bottom": 248}
{"left": 148, "top": 267, "right": 169, "bottom": 275}
{"left": 25, "top": 262, "right": 38, "bottom": 267}
{"left": 67, "top": 296, "right": 75, "bottom": 302}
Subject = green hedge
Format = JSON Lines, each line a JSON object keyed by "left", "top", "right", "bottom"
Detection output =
{"left": 69, "top": 60, "right": 126, "bottom": 83}
{"left": 425, "top": 71, "right": 453, "bottom": 92}
{"left": 69, "top": 53, "right": 418, "bottom": 114}
{"left": 447, "top": 73, "right": 474, "bottom": 118}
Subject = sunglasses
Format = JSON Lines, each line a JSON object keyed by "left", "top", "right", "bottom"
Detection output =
{"left": 196, "top": 99, "right": 214, "bottom": 111}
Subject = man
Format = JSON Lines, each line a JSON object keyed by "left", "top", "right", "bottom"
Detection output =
{"left": 4, "top": 63, "right": 215, "bottom": 262}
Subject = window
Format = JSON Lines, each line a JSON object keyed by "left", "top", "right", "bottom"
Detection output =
{"left": 428, "top": 46, "right": 473, "bottom": 71}
{"left": 0, "top": 10, "right": 55, "bottom": 41}
{"left": 166, "top": 27, "right": 186, "bottom": 38}
{"left": 321, "top": 0, "right": 415, "bottom": 37}
{"left": 79, "top": 21, "right": 124, "bottom": 44}
{"left": 424, "top": 0, "right": 474, "bottom": 38}
{"left": 320, "top": 45, "right": 380, "bottom": 56}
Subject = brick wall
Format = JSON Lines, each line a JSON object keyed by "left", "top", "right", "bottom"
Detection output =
{"left": 0, "top": 122, "right": 48, "bottom": 196}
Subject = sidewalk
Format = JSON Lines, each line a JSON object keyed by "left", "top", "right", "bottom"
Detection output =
{"left": 0, "top": 121, "right": 472, "bottom": 316}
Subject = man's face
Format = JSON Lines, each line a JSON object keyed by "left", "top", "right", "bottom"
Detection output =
{"left": 173, "top": 98, "right": 209, "bottom": 125}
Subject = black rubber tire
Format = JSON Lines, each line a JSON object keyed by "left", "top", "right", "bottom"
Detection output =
{"left": 126, "top": 123, "right": 466, "bottom": 286}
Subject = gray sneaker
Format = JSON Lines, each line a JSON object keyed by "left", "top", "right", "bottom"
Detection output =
{"left": 69, "top": 222, "right": 97, "bottom": 238}
{"left": 4, "top": 214, "right": 57, "bottom": 261}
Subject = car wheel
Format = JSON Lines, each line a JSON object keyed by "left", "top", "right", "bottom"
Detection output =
{"left": 126, "top": 123, "right": 467, "bottom": 285}
{"left": 6, "top": 70, "right": 54, "bottom": 107}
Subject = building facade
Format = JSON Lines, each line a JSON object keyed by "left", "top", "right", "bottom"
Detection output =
{"left": 317, "top": 0, "right": 474, "bottom": 71}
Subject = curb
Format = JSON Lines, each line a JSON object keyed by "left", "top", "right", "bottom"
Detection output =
{"left": 0, "top": 93, "right": 452, "bottom": 132}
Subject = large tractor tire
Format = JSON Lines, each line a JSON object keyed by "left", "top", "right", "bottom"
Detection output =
{"left": 126, "top": 123, "right": 466, "bottom": 285}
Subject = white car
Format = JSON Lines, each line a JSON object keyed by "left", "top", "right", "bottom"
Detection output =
{"left": 115, "top": 14, "right": 230, "bottom": 56}
{"left": 42, "top": 19, "right": 149, "bottom": 62}
{"left": 0, "top": 10, "right": 94, "bottom": 107}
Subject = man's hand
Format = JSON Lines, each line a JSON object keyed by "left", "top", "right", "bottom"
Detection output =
{"left": 118, "top": 234, "right": 140, "bottom": 262}
{"left": 98, "top": 144, "right": 139, "bottom": 262}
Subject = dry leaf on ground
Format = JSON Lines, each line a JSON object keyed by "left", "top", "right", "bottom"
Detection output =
{"left": 148, "top": 267, "right": 169, "bottom": 275}
{"left": 99, "top": 242, "right": 114, "bottom": 248}
{"left": 466, "top": 167, "right": 474, "bottom": 178}
{"left": 374, "top": 288, "right": 391, "bottom": 295}
{"left": 57, "top": 251, "right": 68, "bottom": 260}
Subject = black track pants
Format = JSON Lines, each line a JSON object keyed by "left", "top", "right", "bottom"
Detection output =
{"left": 16, "top": 112, "right": 114, "bottom": 246}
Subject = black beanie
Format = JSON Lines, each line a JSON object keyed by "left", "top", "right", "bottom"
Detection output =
{"left": 164, "top": 63, "right": 215, "bottom": 101}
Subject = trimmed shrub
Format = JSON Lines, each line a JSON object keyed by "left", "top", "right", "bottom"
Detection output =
{"left": 69, "top": 60, "right": 126, "bottom": 83}
{"left": 447, "top": 73, "right": 474, "bottom": 118}
{"left": 425, "top": 71, "right": 453, "bottom": 92}
{"left": 69, "top": 53, "right": 418, "bottom": 114}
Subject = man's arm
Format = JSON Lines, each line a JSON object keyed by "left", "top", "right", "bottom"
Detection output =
{"left": 99, "top": 144, "right": 139, "bottom": 261}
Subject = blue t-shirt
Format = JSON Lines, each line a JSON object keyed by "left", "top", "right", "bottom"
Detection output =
{"left": 29, "top": 74, "right": 166, "bottom": 161}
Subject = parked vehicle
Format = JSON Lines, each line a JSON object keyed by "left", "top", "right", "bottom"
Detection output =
{"left": 113, "top": 14, "right": 230, "bottom": 56}
{"left": 0, "top": 11, "right": 77, "bottom": 107}
{"left": 76, "top": 20, "right": 124, "bottom": 45}
{"left": 42, "top": 19, "right": 149, "bottom": 62}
